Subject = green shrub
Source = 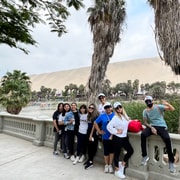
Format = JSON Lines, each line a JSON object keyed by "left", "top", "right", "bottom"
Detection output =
{"left": 164, "top": 100, "right": 180, "bottom": 133}
{"left": 122, "top": 101, "right": 145, "bottom": 121}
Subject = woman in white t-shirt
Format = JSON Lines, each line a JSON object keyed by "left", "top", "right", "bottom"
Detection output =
{"left": 107, "top": 102, "right": 134, "bottom": 179}
{"left": 73, "top": 104, "right": 88, "bottom": 165}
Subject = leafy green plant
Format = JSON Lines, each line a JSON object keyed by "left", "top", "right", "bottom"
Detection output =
{"left": 0, "top": 70, "right": 31, "bottom": 114}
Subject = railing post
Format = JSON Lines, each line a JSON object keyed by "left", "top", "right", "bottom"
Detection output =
{"left": 33, "top": 118, "right": 46, "bottom": 146}
{"left": 0, "top": 114, "right": 3, "bottom": 133}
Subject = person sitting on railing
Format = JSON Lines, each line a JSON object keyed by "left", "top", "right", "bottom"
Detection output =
{"left": 141, "top": 95, "right": 176, "bottom": 174}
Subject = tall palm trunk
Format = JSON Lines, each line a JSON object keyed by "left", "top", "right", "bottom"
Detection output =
{"left": 87, "top": 0, "right": 126, "bottom": 104}
{"left": 148, "top": 0, "right": 180, "bottom": 75}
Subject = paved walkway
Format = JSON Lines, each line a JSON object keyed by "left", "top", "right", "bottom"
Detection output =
{"left": 0, "top": 134, "right": 138, "bottom": 180}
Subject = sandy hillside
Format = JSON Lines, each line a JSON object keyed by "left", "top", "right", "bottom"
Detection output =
{"left": 30, "top": 57, "right": 180, "bottom": 91}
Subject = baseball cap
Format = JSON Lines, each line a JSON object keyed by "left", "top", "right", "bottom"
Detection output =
{"left": 144, "top": 96, "right": 153, "bottom": 102}
{"left": 103, "top": 102, "right": 112, "bottom": 109}
{"left": 113, "top": 102, "right": 122, "bottom": 109}
{"left": 98, "top": 93, "right": 105, "bottom": 98}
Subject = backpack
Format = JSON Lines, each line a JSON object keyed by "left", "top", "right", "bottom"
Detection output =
{"left": 128, "top": 120, "right": 144, "bottom": 133}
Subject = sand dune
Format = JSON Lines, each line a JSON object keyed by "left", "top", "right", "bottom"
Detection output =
{"left": 30, "top": 57, "right": 180, "bottom": 91}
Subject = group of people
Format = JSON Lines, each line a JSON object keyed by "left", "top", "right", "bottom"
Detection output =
{"left": 52, "top": 93, "right": 177, "bottom": 179}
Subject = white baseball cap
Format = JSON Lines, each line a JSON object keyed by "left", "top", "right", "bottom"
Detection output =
{"left": 98, "top": 93, "right": 105, "bottom": 98}
{"left": 113, "top": 102, "right": 122, "bottom": 109}
{"left": 144, "top": 96, "right": 153, "bottom": 101}
{"left": 103, "top": 102, "right": 112, "bottom": 109}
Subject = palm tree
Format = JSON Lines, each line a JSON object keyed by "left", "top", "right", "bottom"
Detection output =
{"left": 148, "top": 0, "right": 180, "bottom": 75}
{"left": 132, "top": 79, "right": 139, "bottom": 96}
{"left": 87, "top": 0, "right": 126, "bottom": 104}
{"left": 78, "top": 84, "right": 85, "bottom": 96}
{"left": 0, "top": 70, "right": 31, "bottom": 114}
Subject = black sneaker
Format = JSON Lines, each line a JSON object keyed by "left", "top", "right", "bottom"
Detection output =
{"left": 84, "top": 161, "right": 93, "bottom": 169}
{"left": 83, "top": 160, "right": 89, "bottom": 166}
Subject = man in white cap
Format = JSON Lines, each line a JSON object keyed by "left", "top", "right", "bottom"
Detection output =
{"left": 94, "top": 102, "right": 115, "bottom": 174}
{"left": 97, "top": 93, "right": 106, "bottom": 114}
{"left": 141, "top": 95, "right": 176, "bottom": 173}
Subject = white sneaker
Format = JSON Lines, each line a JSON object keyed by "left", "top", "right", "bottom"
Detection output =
{"left": 104, "top": 164, "right": 109, "bottom": 173}
{"left": 114, "top": 170, "right": 126, "bottom": 179}
{"left": 78, "top": 155, "right": 85, "bottom": 163}
{"left": 108, "top": 165, "right": 114, "bottom": 173}
{"left": 64, "top": 153, "right": 70, "bottom": 159}
{"left": 169, "top": 162, "right": 177, "bottom": 173}
{"left": 53, "top": 151, "right": 59, "bottom": 155}
{"left": 141, "top": 156, "right": 149, "bottom": 166}
{"left": 73, "top": 156, "right": 79, "bottom": 165}
{"left": 70, "top": 155, "right": 75, "bottom": 161}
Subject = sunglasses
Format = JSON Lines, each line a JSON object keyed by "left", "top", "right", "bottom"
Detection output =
{"left": 104, "top": 105, "right": 112, "bottom": 109}
{"left": 145, "top": 100, "right": 152, "bottom": 104}
{"left": 99, "top": 96, "right": 105, "bottom": 99}
{"left": 89, "top": 106, "right": 95, "bottom": 110}
{"left": 115, "top": 105, "right": 122, "bottom": 110}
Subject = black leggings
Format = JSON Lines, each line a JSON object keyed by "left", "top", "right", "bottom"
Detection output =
{"left": 67, "top": 130, "right": 75, "bottom": 155}
{"left": 76, "top": 132, "right": 87, "bottom": 156}
{"left": 113, "top": 135, "right": 134, "bottom": 168}
{"left": 141, "top": 126, "right": 174, "bottom": 163}
{"left": 87, "top": 135, "right": 98, "bottom": 162}
{"left": 53, "top": 131, "right": 61, "bottom": 151}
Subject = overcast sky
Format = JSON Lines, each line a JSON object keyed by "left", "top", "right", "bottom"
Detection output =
{"left": 0, "top": 0, "right": 158, "bottom": 77}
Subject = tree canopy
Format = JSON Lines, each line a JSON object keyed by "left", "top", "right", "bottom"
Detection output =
{"left": 0, "top": 0, "right": 84, "bottom": 53}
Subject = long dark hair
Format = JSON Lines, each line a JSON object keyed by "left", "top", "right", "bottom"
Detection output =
{"left": 79, "top": 104, "right": 88, "bottom": 114}
{"left": 62, "top": 103, "right": 71, "bottom": 116}
{"left": 57, "top": 103, "right": 63, "bottom": 112}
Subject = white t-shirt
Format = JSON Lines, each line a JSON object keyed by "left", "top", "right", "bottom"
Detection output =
{"left": 58, "top": 114, "right": 65, "bottom": 122}
{"left": 79, "top": 113, "right": 88, "bottom": 134}
{"left": 58, "top": 113, "right": 66, "bottom": 130}
{"left": 98, "top": 104, "right": 105, "bottom": 114}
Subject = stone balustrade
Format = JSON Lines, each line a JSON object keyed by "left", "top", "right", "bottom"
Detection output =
{"left": 0, "top": 112, "right": 179, "bottom": 180}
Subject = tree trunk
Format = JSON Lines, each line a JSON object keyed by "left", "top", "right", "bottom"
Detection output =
{"left": 87, "top": 51, "right": 110, "bottom": 105}
{"left": 87, "top": 0, "right": 126, "bottom": 105}
{"left": 148, "top": 0, "right": 180, "bottom": 74}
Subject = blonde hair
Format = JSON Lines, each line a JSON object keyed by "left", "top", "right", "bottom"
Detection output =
{"left": 114, "top": 107, "right": 129, "bottom": 121}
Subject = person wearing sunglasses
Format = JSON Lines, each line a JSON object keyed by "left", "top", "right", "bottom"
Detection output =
{"left": 141, "top": 96, "right": 176, "bottom": 173}
{"left": 107, "top": 102, "right": 134, "bottom": 179}
{"left": 84, "top": 104, "right": 99, "bottom": 170}
{"left": 94, "top": 102, "right": 115, "bottom": 174}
